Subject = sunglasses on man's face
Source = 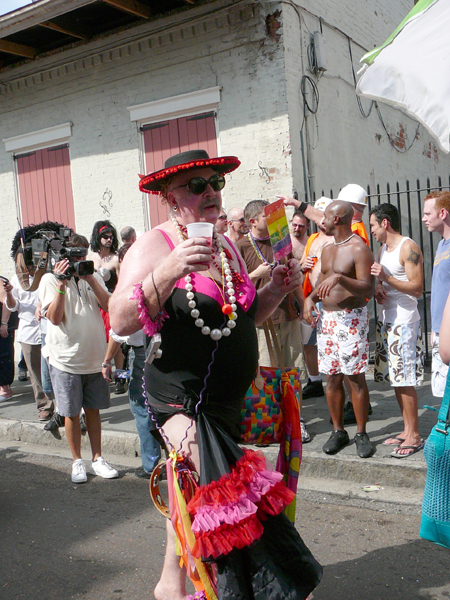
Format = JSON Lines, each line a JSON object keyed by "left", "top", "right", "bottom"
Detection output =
{"left": 172, "top": 174, "right": 226, "bottom": 195}
{"left": 101, "top": 234, "right": 114, "bottom": 239}
{"left": 217, "top": 215, "right": 227, "bottom": 220}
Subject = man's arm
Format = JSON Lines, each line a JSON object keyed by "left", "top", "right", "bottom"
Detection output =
{"left": 371, "top": 240, "right": 423, "bottom": 298}
{"left": 4, "top": 280, "right": 18, "bottom": 312}
{"left": 82, "top": 273, "right": 110, "bottom": 311}
{"left": 277, "top": 195, "right": 324, "bottom": 227}
{"left": 373, "top": 246, "right": 388, "bottom": 304}
{"left": 341, "top": 245, "right": 375, "bottom": 299}
{"left": 44, "top": 261, "right": 69, "bottom": 326}
{"left": 102, "top": 336, "right": 121, "bottom": 381}
{"left": 248, "top": 262, "right": 272, "bottom": 283}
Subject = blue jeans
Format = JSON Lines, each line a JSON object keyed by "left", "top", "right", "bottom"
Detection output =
{"left": 128, "top": 346, "right": 161, "bottom": 473}
{"left": 40, "top": 333, "right": 54, "bottom": 397}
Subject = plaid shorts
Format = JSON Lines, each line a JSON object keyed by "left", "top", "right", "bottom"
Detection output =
{"left": 317, "top": 307, "right": 369, "bottom": 376}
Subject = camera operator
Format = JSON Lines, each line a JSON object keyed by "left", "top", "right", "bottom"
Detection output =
{"left": 39, "top": 233, "right": 119, "bottom": 483}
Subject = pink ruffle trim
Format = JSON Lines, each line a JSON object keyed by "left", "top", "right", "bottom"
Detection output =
{"left": 191, "top": 497, "right": 258, "bottom": 533}
{"left": 186, "top": 449, "right": 295, "bottom": 559}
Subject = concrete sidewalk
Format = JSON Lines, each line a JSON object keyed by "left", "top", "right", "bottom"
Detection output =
{"left": 0, "top": 366, "right": 439, "bottom": 495}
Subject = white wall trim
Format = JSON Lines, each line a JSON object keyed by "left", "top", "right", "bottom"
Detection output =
{"left": 3, "top": 122, "right": 73, "bottom": 154}
{"left": 128, "top": 87, "right": 222, "bottom": 124}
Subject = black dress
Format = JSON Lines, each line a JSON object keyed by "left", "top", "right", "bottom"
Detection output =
{"left": 144, "top": 230, "right": 322, "bottom": 600}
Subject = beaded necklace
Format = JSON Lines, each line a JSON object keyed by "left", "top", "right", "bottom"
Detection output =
{"left": 248, "top": 232, "right": 278, "bottom": 270}
{"left": 333, "top": 233, "right": 355, "bottom": 246}
{"left": 170, "top": 214, "right": 238, "bottom": 341}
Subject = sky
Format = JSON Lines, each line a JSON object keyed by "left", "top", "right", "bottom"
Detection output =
{"left": 0, "top": 1, "right": 35, "bottom": 17}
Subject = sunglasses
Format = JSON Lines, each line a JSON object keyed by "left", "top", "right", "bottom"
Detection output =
{"left": 172, "top": 174, "right": 226, "bottom": 195}
{"left": 101, "top": 234, "right": 114, "bottom": 239}
{"left": 229, "top": 218, "right": 246, "bottom": 223}
{"left": 217, "top": 215, "right": 227, "bottom": 220}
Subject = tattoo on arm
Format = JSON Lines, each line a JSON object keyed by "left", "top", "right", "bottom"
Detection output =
{"left": 407, "top": 249, "right": 420, "bottom": 265}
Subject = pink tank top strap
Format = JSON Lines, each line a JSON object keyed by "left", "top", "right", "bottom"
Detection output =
{"left": 155, "top": 229, "right": 175, "bottom": 250}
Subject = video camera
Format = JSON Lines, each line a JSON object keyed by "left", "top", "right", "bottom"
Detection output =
{"left": 26, "top": 228, "right": 94, "bottom": 280}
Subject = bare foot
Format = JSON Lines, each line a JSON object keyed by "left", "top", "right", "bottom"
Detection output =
{"left": 382, "top": 436, "right": 405, "bottom": 446}
{"left": 392, "top": 436, "right": 424, "bottom": 457}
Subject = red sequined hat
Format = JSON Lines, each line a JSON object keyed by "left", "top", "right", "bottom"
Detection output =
{"left": 139, "top": 149, "right": 240, "bottom": 194}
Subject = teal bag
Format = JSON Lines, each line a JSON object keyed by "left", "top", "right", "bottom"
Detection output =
{"left": 420, "top": 371, "right": 450, "bottom": 549}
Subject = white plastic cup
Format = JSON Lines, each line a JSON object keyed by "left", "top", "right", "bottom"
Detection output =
{"left": 186, "top": 222, "right": 214, "bottom": 243}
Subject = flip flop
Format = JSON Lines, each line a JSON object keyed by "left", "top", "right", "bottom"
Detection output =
{"left": 390, "top": 440, "right": 424, "bottom": 459}
{"left": 382, "top": 436, "right": 405, "bottom": 446}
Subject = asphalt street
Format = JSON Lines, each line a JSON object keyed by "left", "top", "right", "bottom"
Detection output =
{"left": 1, "top": 444, "right": 449, "bottom": 600}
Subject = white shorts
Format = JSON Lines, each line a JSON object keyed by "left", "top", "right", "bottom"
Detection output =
{"left": 317, "top": 307, "right": 369, "bottom": 376}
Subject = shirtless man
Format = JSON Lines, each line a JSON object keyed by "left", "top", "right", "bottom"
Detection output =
{"left": 89, "top": 220, "right": 120, "bottom": 291}
{"left": 227, "top": 207, "right": 248, "bottom": 243}
{"left": 304, "top": 201, "right": 376, "bottom": 458}
{"left": 300, "top": 197, "right": 333, "bottom": 399}
{"left": 291, "top": 210, "right": 309, "bottom": 260}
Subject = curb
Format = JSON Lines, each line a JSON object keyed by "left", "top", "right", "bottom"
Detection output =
{"left": 0, "top": 418, "right": 141, "bottom": 458}
{"left": 1, "top": 417, "right": 426, "bottom": 491}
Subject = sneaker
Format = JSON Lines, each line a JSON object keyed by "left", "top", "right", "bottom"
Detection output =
{"left": 43, "top": 412, "right": 65, "bottom": 431}
{"left": 90, "top": 457, "right": 119, "bottom": 479}
{"left": 114, "top": 380, "right": 127, "bottom": 395}
{"left": 18, "top": 370, "right": 28, "bottom": 382}
{"left": 135, "top": 467, "right": 152, "bottom": 479}
{"left": 354, "top": 432, "right": 375, "bottom": 458}
{"left": 72, "top": 459, "right": 87, "bottom": 483}
{"left": 300, "top": 418, "right": 311, "bottom": 443}
{"left": 323, "top": 429, "right": 349, "bottom": 454}
{"left": 302, "top": 378, "right": 325, "bottom": 399}
{"left": 80, "top": 412, "right": 87, "bottom": 432}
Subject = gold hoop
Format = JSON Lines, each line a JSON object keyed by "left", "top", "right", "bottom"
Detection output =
{"left": 149, "top": 461, "right": 171, "bottom": 518}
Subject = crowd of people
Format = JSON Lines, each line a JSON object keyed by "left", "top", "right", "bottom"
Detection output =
{"left": 0, "top": 221, "right": 164, "bottom": 482}
{"left": 0, "top": 147, "right": 449, "bottom": 600}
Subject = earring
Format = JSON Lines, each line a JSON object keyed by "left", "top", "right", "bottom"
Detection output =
{"left": 172, "top": 204, "right": 179, "bottom": 212}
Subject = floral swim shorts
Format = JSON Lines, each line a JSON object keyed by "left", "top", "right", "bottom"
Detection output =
{"left": 317, "top": 307, "right": 369, "bottom": 375}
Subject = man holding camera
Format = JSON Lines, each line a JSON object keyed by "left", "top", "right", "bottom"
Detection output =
{"left": 39, "top": 233, "right": 119, "bottom": 483}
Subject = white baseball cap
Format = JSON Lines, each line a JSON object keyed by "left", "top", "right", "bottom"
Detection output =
{"left": 314, "top": 196, "right": 334, "bottom": 212}
{"left": 336, "top": 184, "right": 367, "bottom": 207}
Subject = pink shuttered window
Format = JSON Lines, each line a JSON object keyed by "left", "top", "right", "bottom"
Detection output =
{"left": 15, "top": 145, "right": 76, "bottom": 230}
{"left": 142, "top": 112, "right": 218, "bottom": 228}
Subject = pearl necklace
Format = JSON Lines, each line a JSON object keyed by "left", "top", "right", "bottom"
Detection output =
{"left": 333, "top": 233, "right": 355, "bottom": 246}
{"left": 170, "top": 214, "right": 238, "bottom": 341}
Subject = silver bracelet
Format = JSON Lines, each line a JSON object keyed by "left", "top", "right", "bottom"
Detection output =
{"left": 268, "top": 282, "right": 286, "bottom": 299}
{"left": 102, "top": 362, "right": 112, "bottom": 368}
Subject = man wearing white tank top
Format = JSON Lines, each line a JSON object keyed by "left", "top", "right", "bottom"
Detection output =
{"left": 370, "top": 204, "right": 425, "bottom": 458}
